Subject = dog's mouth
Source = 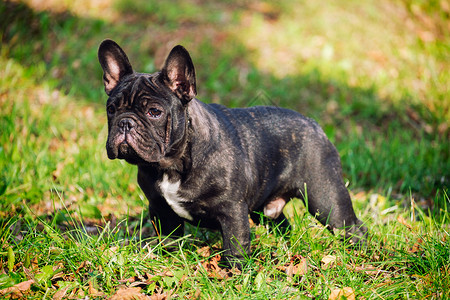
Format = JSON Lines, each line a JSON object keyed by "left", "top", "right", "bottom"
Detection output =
{"left": 118, "top": 141, "right": 131, "bottom": 157}
{"left": 107, "top": 132, "right": 138, "bottom": 159}
{"left": 107, "top": 133, "right": 161, "bottom": 165}
{"left": 118, "top": 142, "right": 143, "bottom": 164}
{"left": 117, "top": 137, "right": 144, "bottom": 159}
{"left": 115, "top": 140, "right": 149, "bottom": 165}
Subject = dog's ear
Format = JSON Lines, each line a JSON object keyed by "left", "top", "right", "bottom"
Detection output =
{"left": 98, "top": 39, "right": 133, "bottom": 95}
{"left": 160, "top": 45, "right": 197, "bottom": 104}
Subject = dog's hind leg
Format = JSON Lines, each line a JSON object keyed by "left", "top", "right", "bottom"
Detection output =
{"left": 300, "top": 143, "right": 367, "bottom": 245}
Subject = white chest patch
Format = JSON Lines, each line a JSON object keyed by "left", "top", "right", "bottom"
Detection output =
{"left": 159, "top": 174, "right": 193, "bottom": 221}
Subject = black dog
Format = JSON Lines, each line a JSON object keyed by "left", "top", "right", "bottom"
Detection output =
{"left": 98, "top": 40, "right": 367, "bottom": 266}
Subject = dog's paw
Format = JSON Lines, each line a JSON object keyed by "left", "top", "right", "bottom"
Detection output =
{"left": 343, "top": 220, "right": 368, "bottom": 248}
{"left": 219, "top": 255, "right": 247, "bottom": 271}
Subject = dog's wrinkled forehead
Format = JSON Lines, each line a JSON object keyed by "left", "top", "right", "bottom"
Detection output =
{"left": 108, "top": 73, "right": 168, "bottom": 106}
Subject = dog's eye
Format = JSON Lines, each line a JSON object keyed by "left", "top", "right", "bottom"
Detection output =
{"left": 107, "top": 105, "right": 115, "bottom": 115}
{"left": 148, "top": 108, "right": 162, "bottom": 118}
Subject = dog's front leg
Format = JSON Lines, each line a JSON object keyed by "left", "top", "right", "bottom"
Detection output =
{"left": 137, "top": 168, "right": 185, "bottom": 238}
{"left": 148, "top": 197, "right": 185, "bottom": 237}
{"left": 218, "top": 201, "right": 251, "bottom": 269}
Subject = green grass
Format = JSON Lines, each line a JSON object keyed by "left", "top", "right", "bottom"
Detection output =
{"left": 0, "top": 0, "right": 449, "bottom": 298}
{"left": 1, "top": 194, "right": 449, "bottom": 298}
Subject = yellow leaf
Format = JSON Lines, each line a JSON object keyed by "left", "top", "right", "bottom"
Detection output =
{"left": 321, "top": 255, "right": 337, "bottom": 270}
{"left": 329, "top": 287, "right": 355, "bottom": 300}
{"left": 7, "top": 247, "right": 15, "bottom": 272}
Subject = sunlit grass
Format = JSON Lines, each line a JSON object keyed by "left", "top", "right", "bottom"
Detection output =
{"left": 236, "top": 0, "right": 449, "bottom": 125}
{"left": 1, "top": 191, "right": 449, "bottom": 298}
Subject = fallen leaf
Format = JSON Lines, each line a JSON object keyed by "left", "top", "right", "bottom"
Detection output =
{"left": 321, "top": 255, "right": 337, "bottom": 270}
{"left": 110, "top": 287, "right": 150, "bottom": 300}
{"left": 285, "top": 263, "right": 293, "bottom": 276}
{"left": 285, "top": 255, "right": 308, "bottom": 280}
{"left": 52, "top": 285, "right": 70, "bottom": 300}
{"left": 397, "top": 215, "right": 412, "bottom": 230}
{"left": 31, "top": 257, "right": 39, "bottom": 270}
{"left": 51, "top": 271, "right": 65, "bottom": 281}
{"left": 292, "top": 257, "right": 308, "bottom": 276}
{"left": 52, "top": 162, "right": 65, "bottom": 181}
{"left": 410, "top": 238, "right": 423, "bottom": 253}
{"left": 350, "top": 264, "right": 380, "bottom": 276}
{"left": 75, "top": 261, "right": 91, "bottom": 274}
{"left": 149, "top": 292, "right": 169, "bottom": 300}
{"left": 197, "top": 246, "right": 212, "bottom": 258}
{"left": 199, "top": 255, "right": 231, "bottom": 280}
{"left": 159, "top": 270, "right": 174, "bottom": 277}
{"left": 88, "top": 280, "right": 105, "bottom": 297}
{"left": 329, "top": 287, "right": 355, "bottom": 300}
{"left": 231, "top": 267, "right": 242, "bottom": 276}
{"left": 0, "top": 279, "right": 35, "bottom": 297}
{"left": 193, "top": 288, "right": 201, "bottom": 299}
{"left": 118, "top": 276, "right": 137, "bottom": 284}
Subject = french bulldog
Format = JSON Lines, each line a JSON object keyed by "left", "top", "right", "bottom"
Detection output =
{"left": 98, "top": 39, "right": 367, "bottom": 267}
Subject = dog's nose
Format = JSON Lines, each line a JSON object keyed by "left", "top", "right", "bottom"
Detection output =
{"left": 118, "top": 118, "right": 136, "bottom": 132}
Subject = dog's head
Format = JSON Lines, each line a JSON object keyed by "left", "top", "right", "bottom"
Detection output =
{"left": 98, "top": 40, "right": 196, "bottom": 166}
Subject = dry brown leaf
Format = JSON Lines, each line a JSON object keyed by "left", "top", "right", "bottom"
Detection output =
{"left": 31, "top": 257, "right": 39, "bottom": 270}
{"left": 231, "top": 267, "right": 242, "bottom": 276}
{"left": 193, "top": 288, "right": 201, "bottom": 299}
{"left": 88, "top": 280, "right": 105, "bottom": 297}
{"left": 75, "top": 261, "right": 90, "bottom": 274}
{"left": 276, "top": 264, "right": 287, "bottom": 272}
{"left": 51, "top": 272, "right": 65, "bottom": 282}
{"left": 52, "top": 162, "right": 65, "bottom": 181}
{"left": 110, "top": 287, "right": 150, "bottom": 300}
{"left": 293, "top": 257, "right": 308, "bottom": 276}
{"left": 197, "top": 246, "right": 212, "bottom": 258}
{"left": 0, "top": 279, "right": 35, "bottom": 297}
{"left": 52, "top": 285, "right": 70, "bottom": 300}
{"left": 199, "top": 255, "right": 231, "bottom": 280}
{"left": 410, "top": 238, "right": 423, "bottom": 253}
{"left": 285, "top": 263, "right": 294, "bottom": 277}
{"left": 351, "top": 264, "right": 380, "bottom": 276}
{"left": 118, "top": 276, "right": 138, "bottom": 284}
{"left": 120, "top": 273, "right": 161, "bottom": 288}
{"left": 397, "top": 215, "right": 412, "bottom": 230}
{"left": 149, "top": 292, "right": 169, "bottom": 300}
{"left": 286, "top": 256, "right": 308, "bottom": 278}
{"left": 160, "top": 270, "right": 174, "bottom": 277}
{"left": 76, "top": 287, "right": 87, "bottom": 298}
{"left": 207, "top": 260, "right": 228, "bottom": 280}
{"left": 329, "top": 287, "right": 356, "bottom": 300}
{"left": 321, "top": 255, "right": 337, "bottom": 270}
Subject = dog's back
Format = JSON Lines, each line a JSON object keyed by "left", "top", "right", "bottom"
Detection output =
{"left": 204, "top": 104, "right": 335, "bottom": 209}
